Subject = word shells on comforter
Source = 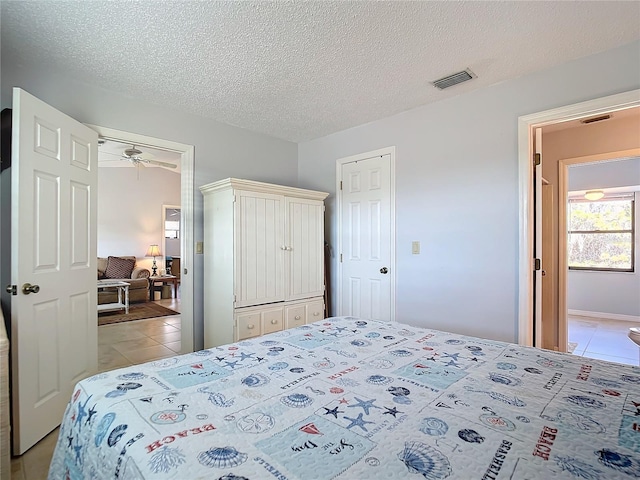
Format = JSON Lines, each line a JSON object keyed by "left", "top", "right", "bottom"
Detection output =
{"left": 49, "top": 317, "right": 640, "bottom": 479}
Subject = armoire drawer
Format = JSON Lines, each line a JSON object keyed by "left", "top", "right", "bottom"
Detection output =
{"left": 305, "top": 299, "right": 324, "bottom": 324}
{"left": 235, "top": 305, "right": 285, "bottom": 340}
{"left": 262, "top": 307, "right": 284, "bottom": 334}
{"left": 235, "top": 312, "right": 262, "bottom": 340}
{"left": 285, "top": 305, "right": 306, "bottom": 329}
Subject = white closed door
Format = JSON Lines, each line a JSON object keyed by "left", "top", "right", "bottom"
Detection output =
{"left": 339, "top": 153, "right": 393, "bottom": 321}
{"left": 11, "top": 88, "right": 98, "bottom": 454}
{"left": 234, "top": 190, "right": 285, "bottom": 307}
{"left": 286, "top": 197, "right": 325, "bottom": 301}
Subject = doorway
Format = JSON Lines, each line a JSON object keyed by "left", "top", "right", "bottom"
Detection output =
{"left": 90, "top": 125, "right": 195, "bottom": 354}
{"left": 517, "top": 89, "right": 640, "bottom": 349}
{"left": 563, "top": 154, "right": 640, "bottom": 365}
{"left": 336, "top": 147, "right": 396, "bottom": 321}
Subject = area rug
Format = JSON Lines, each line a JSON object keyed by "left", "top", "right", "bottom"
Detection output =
{"left": 98, "top": 303, "right": 180, "bottom": 326}
{"left": 567, "top": 342, "right": 578, "bottom": 354}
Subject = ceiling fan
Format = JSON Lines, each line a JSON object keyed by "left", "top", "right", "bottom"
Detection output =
{"left": 100, "top": 143, "right": 178, "bottom": 169}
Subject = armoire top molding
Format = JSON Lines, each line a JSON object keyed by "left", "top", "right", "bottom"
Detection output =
{"left": 200, "top": 177, "right": 329, "bottom": 201}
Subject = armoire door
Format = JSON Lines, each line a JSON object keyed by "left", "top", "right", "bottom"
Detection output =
{"left": 234, "top": 190, "right": 285, "bottom": 307}
{"left": 285, "top": 197, "right": 325, "bottom": 301}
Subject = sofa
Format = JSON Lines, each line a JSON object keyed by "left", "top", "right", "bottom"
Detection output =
{"left": 97, "top": 256, "right": 150, "bottom": 304}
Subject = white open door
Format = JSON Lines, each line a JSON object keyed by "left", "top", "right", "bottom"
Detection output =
{"left": 338, "top": 150, "right": 394, "bottom": 321}
{"left": 533, "top": 127, "right": 543, "bottom": 348}
{"left": 10, "top": 88, "right": 98, "bottom": 454}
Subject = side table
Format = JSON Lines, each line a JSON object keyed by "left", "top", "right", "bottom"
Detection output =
{"left": 148, "top": 275, "right": 179, "bottom": 301}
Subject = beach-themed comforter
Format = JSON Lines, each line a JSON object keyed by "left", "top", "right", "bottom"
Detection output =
{"left": 49, "top": 316, "right": 640, "bottom": 479}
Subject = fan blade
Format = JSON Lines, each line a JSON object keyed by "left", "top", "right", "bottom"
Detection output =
{"left": 100, "top": 150, "right": 126, "bottom": 158}
{"left": 141, "top": 158, "right": 177, "bottom": 169}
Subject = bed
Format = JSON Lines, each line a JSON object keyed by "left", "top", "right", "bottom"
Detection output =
{"left": 48, "top": 316, "right": 640, "bottom": 479}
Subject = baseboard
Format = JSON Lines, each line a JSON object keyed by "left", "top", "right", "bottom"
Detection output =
{"left": 568, "top": 309, "right": 640, "bottom": 323}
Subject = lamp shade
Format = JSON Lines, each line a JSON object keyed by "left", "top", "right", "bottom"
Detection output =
{"left": 584, "top": 190, "right": 605, "bottom": 201}
{"left": 145, "top": 244, "right": 161, "bottom": 257}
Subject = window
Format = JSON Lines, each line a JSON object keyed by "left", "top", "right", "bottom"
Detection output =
{"left": 165, "top": 220, "right": 180, "bottom": 239}
{"left": 568, "top": 195, "right": 634, "bottom": 272}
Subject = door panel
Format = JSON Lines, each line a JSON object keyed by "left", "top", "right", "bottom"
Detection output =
{"left": 286, "top": 197, "right": 324, "bottom": 301}
{"left": 33, "top": 299, "right": 60, "bottom": 406}
{"left": 340, "top": 154, "right": 392, "bottom": 321}
{"left": 34, "top": 172, "right": 59, "bottom": 270}
{"left": 70, "top": 182, "right": 91, "bottom": 267}
{"left": 11, "top": 88, "right": 98, "bottom": 454}
{"left": 235, "top": 190, "right": 284, "bottom": 307}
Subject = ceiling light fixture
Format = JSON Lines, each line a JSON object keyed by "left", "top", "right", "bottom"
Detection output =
{"left": 584, "top": 190, "right": 605, "bottom": 201}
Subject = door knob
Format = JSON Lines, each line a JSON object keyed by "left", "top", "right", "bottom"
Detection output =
{"left": 380, "top": 267, "right": 388, "bottom": 274}
{"left": 22, "top": 283, "right": 40, "bottom": 295}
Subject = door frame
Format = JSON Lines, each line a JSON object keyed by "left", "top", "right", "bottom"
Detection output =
{"left": 88, "top": 125, "right": 195, "bottom": 353}
{"left": 335, "top": 146, "right": 396, "bottom": 321}
{"left": 517, "top": 89, "right": 640, "bottom": 347}
{"left": 558, "top": 147, "right": 640, "bottom": 341}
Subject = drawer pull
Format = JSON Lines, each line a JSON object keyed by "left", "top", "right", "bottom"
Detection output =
{"left": 313, "top": 312, "right": 320, "bottom": 316}
{"left": 295, "top": 315, "right": 301, "bottom": 320}
{"left": 271, "top": 319, "right": 278, "bottom": 325}
{"left": 247, "top": 324, "right": 255, "bottom": 330}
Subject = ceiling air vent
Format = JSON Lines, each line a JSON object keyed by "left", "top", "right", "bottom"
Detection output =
{"left": 580, "top": 114, "right": 611, "bottom": 124}
{"left": 432, "top": 69, "right": 476, "bottom": 90}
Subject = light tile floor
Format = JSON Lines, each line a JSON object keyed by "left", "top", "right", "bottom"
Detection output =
{"left": 11, "top": 298, "right": 181, "bottom": 479}
{"left": 568, "top": 315, "right": 640, "bottom": 366}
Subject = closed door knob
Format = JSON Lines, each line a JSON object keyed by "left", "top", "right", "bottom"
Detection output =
{"left": 380, "top": 267, "right": 388, "bottom": 274}
{"left": 22, "top": 283, "right": 40, "bottom": 295}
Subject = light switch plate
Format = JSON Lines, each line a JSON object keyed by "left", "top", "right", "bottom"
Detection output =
{"left": 412, "top": 241, "right": 420, "bottom": 254}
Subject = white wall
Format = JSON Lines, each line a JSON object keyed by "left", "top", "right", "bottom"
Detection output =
{"left": 166, "top": 239, "right": 180, "bottom": 258}
{"left": 298, "top": 40, "right": 640, "bottom": 343}
{"left": 97, "top": 166, "right": 180, "bottom": 274}
{"left": 567, "top": 159, "right": 640, "bottom": 318}
{"left": 1, "top": 60, "right": 299, "bottom": 350}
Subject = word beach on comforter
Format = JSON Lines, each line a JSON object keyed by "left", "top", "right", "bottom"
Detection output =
{"left": 49, "top": 317, "right": 640, "bottom": 479}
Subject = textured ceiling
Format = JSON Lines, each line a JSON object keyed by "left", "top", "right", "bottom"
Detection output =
{"left": 2, "top": 1, "right": 639, "bottom": 142}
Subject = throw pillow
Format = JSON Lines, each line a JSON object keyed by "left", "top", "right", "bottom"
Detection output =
{"left": 104, "top": 256, "right": 135, "bottom": 279}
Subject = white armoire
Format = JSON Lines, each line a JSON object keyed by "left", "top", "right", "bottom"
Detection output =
{"left": 200, "top": 178, "right": 329, "bottom": 348}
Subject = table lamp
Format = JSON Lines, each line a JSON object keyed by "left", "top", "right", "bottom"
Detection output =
{"left": 145, "top": 244, "right": 161, "bottom": 276}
